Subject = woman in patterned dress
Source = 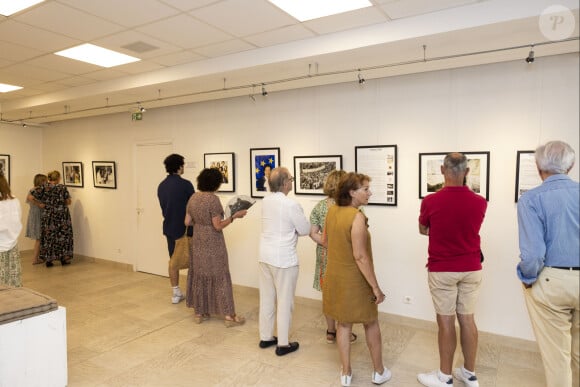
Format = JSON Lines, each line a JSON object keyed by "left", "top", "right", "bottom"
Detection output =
{"left": 0, "top": 170, "right": 23, "bottom": 287}
{"left": 32, "top": 170, "right": 73, "bottom": 267}
{"left": 26, "top": 174, "right": 47, "bottom": 265}
{"left": 184, "top": 168, "right": 247, "bottom": 326}
{"left": 309, "top": 169, "right": 357, "bottom": 344}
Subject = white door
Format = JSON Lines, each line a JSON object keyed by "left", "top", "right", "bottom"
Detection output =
{"left": 135, "top": 142, "right": 173, "bottom": 276}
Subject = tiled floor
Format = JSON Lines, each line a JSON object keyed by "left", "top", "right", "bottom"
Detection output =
{"left": 20, "top": 251, "right": 545, "bottom": 386}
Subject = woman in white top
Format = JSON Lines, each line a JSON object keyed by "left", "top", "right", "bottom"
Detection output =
{"left": 0, "top": 171, "right": 23, "bottom": 287}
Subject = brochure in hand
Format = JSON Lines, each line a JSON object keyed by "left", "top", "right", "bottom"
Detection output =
{"left": 225, "top": 195, "right": 256, "bottom": 218}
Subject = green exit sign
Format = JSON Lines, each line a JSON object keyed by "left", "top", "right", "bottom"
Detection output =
{"left": 132, "top": 112, "right": 143, "bottom": 121}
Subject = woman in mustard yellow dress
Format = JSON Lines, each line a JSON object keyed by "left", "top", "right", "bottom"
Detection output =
{"left": 323, "top": 172, "right": 391, "bottom": 387}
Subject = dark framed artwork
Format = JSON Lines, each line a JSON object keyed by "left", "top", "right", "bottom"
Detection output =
{"left": 62, "top": 161, "right": 84, "bottom": 188}
{"left": 92, "top": 161, "right": 117, "bottom": 189}
{"left": 515, "top": 150, "right": 541, "bottom": 202}
{"left": 419, "top": 151, "right": 490, "bottom": 200}
{"left": 293, "top": 155, "right": 343, "bottom": 195}
{"left": 204, "top": 152, "right": 235, "bottom": 192}
{"left": 355, "top": 145, "right": 398, "bottom": 206}
{"left": 0, "top": 154, "right": 9, "bottom": 185}
{"left": 250, "top": 147, "right": 280, "bottom": 198}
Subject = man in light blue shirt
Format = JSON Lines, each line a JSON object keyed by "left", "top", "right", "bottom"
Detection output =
{"left": 517, "top": 140, "right": 579, "bottom": 387}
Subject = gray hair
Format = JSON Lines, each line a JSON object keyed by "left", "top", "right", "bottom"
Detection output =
{"left": 443, "top": 152, "right": 468, "bottom": 175}
{"left": 535, "top": 141, "right": 575, "bottom": 174}
{"left": 268, "top": 167, "right": 290, "bottom": 192}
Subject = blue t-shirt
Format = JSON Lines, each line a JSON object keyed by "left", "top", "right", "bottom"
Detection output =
{"left": 157, "top": 174, "right": 194, "bottom": 239}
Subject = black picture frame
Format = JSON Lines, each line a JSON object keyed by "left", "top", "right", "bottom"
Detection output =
{"left": 204, "top": 152, "right": 235, "bottom": 192}
{"left": 293, "top": 155, "right": 343, "bottom": 195}
{"left": 515, "top": 150, "right": 541, "bottom": 202}
{"left": 355, "top": 145, "right": 398, "bottom": 206}
{"left": 92, "top": 161, "right": 117, "bottom": 189}
{"left": 62, "top": 161, "right": 84, "bottom": 188}
{"left": 419, "top": 151, "right": 490, "bottom": 200}
{"left": 250, "top": 147, "right": 280, "bottom": 198}
{"left": 0, "top": 154, "right": 9, "bottom": 185}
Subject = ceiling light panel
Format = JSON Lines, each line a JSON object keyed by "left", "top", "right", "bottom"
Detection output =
{"left": 268, "top": 0, "right": 372, "bottom": 21}
{"left": 55, "top": 44, "right": 140, "bottom": 68}
{"left": 0, "top": 0, "right": 45, "bottom": 16}
{"left": 0, "top": 83, "right": 23, "bottom": 93}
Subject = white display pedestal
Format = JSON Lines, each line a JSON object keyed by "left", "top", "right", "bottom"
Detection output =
{"left": 0, "top": 306, "right": 67, "bottom": 387}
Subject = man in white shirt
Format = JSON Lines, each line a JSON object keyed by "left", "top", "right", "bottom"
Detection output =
{"left": 258, "top": 167, "right": 311, "bottom": 356}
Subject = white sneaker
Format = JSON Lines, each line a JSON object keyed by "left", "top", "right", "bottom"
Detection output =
{"left": 340, "top": 372, "right": 352, "bottom": 386}
{"left": 418, "top": 370, "right": 453, "bottom": 387}
{"left": 453, "top": 368, "right": 479, "bottom": 387}
{"left": 171, "top": 294, "right": 184, "bottom": 304}
{"left": 372, "top": 366, "right": 392, "bottom": 384}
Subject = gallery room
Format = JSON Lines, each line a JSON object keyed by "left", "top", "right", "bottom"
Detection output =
{"left": 0, "top": 0, "right": 578, "bottom": 386}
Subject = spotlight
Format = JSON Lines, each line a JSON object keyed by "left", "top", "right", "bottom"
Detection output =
{"left": 261, "top": 85, "right": 268, "bottom": 96}
{"left": 137, "top": 102, "right": 146, "bottom": 112}
{"left": 358, "top": 71, "right": 365, "bottom": 84}
{"left": 525, "top": 46, "right": 535, "bottom": 64}
{"left": 22, "top": 122, "right": 27, "bottom": 127}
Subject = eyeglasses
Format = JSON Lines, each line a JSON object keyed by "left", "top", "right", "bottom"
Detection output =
{"left": 287, "top": 176, "right": 295, "bottom": 182}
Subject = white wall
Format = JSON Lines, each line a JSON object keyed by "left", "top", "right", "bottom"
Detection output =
{"left": 4, "top": 53, "right": 578, "bottom": 341}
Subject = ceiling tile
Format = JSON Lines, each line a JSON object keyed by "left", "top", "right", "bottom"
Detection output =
{"left": 137, "top": 14, "right": 232, "bottom": 48}
{"left": 159, "top": 0, "right": 220, "bottom": 12}
{"left": 0, "top": 20, "right": 79, "bottom": 51}
{"left": 59, "top": 0, "right": 181, "bottom": 28}
{"left": 94, "top": 30, "right": 182, "bottom": 59}
{"left": 2, "top": 63, "right": 70, "bottom": 83}
{"left": 84, "top": 68, "right": 132, "bottom": 82}
{"left": 149, "top": 50, "right": 206, "bottom": 66}
{"left": 305, "top": 6, "right": 388, "bottom": 34}
{"left": 245, "top": 25, "right": 315, "bottom": 47}
{"left": 0, "top": 40, "right": 42, "bottom": 62}
{"left": 194, "top": 39, "right": 256, "bottom": 57}
{"left": 190, "top": 0, "right": 297, "bottom": 37}
{"left": 27, "top": 54, "right": 101, "bottom": 75}
{"left": 14, "top": 1, "right": 124, "bottom": 41}
{"left": 380, "top": 0, "right": 479, "bottom": 19}
{"left": 114, "top": 60, "right": 165, "bottom": 75}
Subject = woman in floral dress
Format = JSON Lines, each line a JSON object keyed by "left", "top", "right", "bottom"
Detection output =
{"left": 32, "top": 170, "right": 73, "bottom": 267}
{"left": 0, "top": 170, "right": 23, "bottom": 287}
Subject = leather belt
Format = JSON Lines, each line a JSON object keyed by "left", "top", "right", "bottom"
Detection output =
{"left": 548, "top": 266, "right": 580, "bottom": 271}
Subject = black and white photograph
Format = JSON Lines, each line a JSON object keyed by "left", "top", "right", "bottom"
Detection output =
{"left": 204, "top": 152, "right": 235, "bottom": 192}
{"left": 92, "top": 161, "right": 117, "bottom": 189}
{"left": 293, "top": 155, "right": 342, "bottom": 195}
{"left": 250, "top": 147, "right": 280, "bottom": 198}
{"left": 62, "top": 161, "right": 84, "bottom": 188}
{"left": 0, "top": 154, "right": 9, "bottom": 185}
{"left": 515, "top": 150, "right": 542, "bottom": 202}
{"left": 419, "top": 152, "right": 490, "bottom": 200}
{"left": 355, "top": 145, "right": 398, "bottom": 205}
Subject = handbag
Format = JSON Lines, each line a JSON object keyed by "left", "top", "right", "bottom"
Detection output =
{"left": 170, "top": 234, "right": 191, "bottom": 271}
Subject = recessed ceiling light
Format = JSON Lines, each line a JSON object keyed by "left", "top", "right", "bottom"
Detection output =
{"left": 268, "top": 0, "right": 372, "bottom": 22}
{"left": 55, "top": 44, "right": 140, "bottom": 68}
{"left": 0, "top": 83, "right": 23, "bottom": 93}
{"left": 0, "top": 0, "right": 45, "bottom": 16}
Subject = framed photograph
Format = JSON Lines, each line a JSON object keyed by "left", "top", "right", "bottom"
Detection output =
{"left": 204, "top": 152, "right": 235, "bottom": 192}
{"left": 0, "top": 154, "right": 9, "bottom": 185}
{"left": 419, "top": 151, "right": 490, "bottom": 200}
{"left": 515, "top": 150, "right": 541, "bottom": 202}
{"left": 355, "top": 145, "right": 398, "bottom": 206}
{"left": 92, "top": 161, "right": 117, "bottom": 189}
{"left": 62, "top": 162, "right": 84, "bottom": 188}
{"left": 250, "top": 147, "right": 280, "bottom": 198}
{"left": 294, "top": 155, "right": 343, "bottom": 195}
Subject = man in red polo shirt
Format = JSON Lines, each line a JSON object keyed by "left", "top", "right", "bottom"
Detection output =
{"left": 417, "top": 152, "right": 487, "bottom": 387}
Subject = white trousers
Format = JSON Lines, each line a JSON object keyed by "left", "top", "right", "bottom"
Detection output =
{"left": 524, "top": 267, "right": 579, "bottom": 387}
{"left": 259, "top": 262, "right": 299, "bottom": 346}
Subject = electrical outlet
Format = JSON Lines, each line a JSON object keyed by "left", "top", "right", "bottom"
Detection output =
{"left": 404, "top": 296, "right": 413, "bottom": 304}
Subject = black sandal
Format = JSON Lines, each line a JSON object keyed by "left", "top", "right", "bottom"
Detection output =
{"left": 326, "top": 330, "right": 336, "bottom": 344}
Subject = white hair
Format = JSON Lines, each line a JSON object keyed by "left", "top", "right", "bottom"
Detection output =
{"left": 535, "top": 141, "right": 575, "bottom": 174}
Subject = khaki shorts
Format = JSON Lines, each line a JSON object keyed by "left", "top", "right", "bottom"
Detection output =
{"left": 428, "top": 271, "right": 482, "bottom": 315}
